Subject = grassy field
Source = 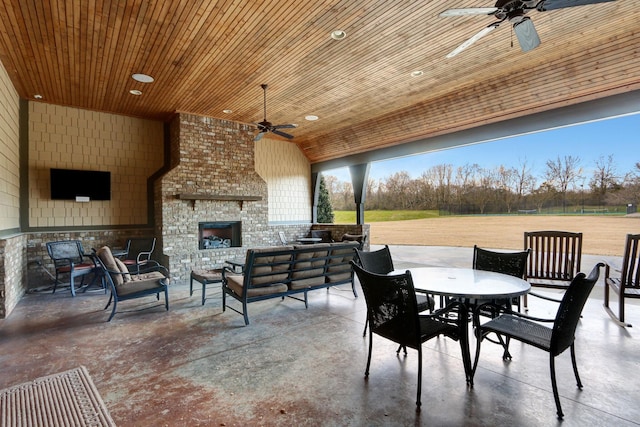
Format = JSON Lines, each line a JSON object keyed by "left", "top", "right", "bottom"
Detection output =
{"left": 334, "top": 211, "right": 640, "bottom": 256}
{"left": 334, "top": 210, "right": 440, "bottom": 223}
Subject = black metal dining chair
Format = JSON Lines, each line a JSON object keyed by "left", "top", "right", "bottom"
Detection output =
{"left": 352, "top": 262, "right": 467, "bottom": 411}
{"left": 471, "top": 263, "right": 603, "bottom": 419}
{"left": 472, "top": 245, "right": 530, "bottom": 312}
{"left": 354, "top": 245, "right": 435, "bottom": 339}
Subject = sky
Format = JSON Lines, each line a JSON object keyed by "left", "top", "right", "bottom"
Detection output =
{"left": 324, "top": 112, "right": 639, "bottom": 187}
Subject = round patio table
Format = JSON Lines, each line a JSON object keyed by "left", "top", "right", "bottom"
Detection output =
{"left": 390, "top": 267, "right": 530, "bottom": 385}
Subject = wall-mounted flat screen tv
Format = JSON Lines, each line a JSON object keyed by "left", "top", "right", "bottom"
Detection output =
{"left": 50, "top": 168, "right": 111, "bottom": 200}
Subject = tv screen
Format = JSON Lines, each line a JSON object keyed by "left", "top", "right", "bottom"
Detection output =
{"left": 50, "top": 168, "right": 111, "bottom": 200}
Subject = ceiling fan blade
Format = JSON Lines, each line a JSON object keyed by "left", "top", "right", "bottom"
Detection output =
{"left": 439, "top": 8, "right": 498, "bottom": 17}
{"left": 446, "top": 24, "right": 499, "bottom": 58}
{"left": 271, "top": 129, "right": 294, "bottom": 139}
{"left": 273, "top": 124, "right": 298, "bottom": 130}
{"left": 536, "top": 0, "right": 616, "bottom": 11}
{"left": 254, "top": 131, "right": 265, "bottom": 141}
{"left": 513, "top": 17, "right": 541, "bottom": 52}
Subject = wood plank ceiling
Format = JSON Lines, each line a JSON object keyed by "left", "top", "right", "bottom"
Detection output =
{"left": 0, "top": 0, "right": 637, "bottom": 165}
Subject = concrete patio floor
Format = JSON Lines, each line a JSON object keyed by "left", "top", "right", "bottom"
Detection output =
{"left": 0, "top": 245, "right": 638, "bottom": 426}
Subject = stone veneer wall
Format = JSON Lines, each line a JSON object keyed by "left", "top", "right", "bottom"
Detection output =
{"left": 157, "top": 113, "right": 272, "bottom": 280}
{"left": 0, "top": 235, "right": 27, "bottom": 318}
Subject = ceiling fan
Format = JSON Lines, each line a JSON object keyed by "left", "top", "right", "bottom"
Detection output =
{"left": 254, "top": 84, "right": 297, "bottom": 141}
{"left": 440, "top": 0, "right": 616, "bottom": 58}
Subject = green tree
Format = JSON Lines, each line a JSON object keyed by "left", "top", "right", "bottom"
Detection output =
{"left": 317, "top": 175, "right": 334, "bottom": 223}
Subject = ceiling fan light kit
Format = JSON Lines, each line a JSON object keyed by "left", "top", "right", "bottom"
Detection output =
{"left": 441, "top": 0, "right": 616, "bottom": 57}
{"left": 513, "top": 17, "right": 540, "bottom": 52}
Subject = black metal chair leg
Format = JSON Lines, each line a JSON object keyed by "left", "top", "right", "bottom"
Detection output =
{"left": 104, "top": 293, "right": 113, "bottom": 310}
{"left": 362, "top": 319, "right": 368, "bottom": 337}
{"left": 550, "top": 356, "right": 564, "bottom": 419}
{"left": 107, "top": 299, "right": 117, "bottom": 322}
{"left": 502, "top": 336, "right": 512, "bottom": 360}
{"left": 243, "top": 301, "right": 249, "bottom": 325}
{"left": 365, "top": 330, "right": 373, "bottom": 378}
{"left": 70, "top": 276, "right": 76, "bottom": 297}
{"left": 471, "top": 331, "right": 483, "bottom": 381}
{"left": 416, "top": 347, "right": 422, "bottom": 411}
{"left": 570, "top": 344, "right": 583, "bottom": 388}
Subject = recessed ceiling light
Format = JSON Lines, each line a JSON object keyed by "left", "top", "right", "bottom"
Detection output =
{"left": 222, "top": 109, "right": 233, "bottom": 114}
{"left": 129, "top": 89, "right": 143, "bottom": 96}
{"left": 330, "top": 30, "right": 346, "bottom": 40}
{"left": 305, "top": 115, "right": 319, "bottom": 121}
{"left": 34, "top": 94, "right": 43, "bottom": 99}
{"left": 411, "top": 70, "right": 424, "bottom": 77}
{"left": 131, "top": 73, "right": 154, "bottom": 83}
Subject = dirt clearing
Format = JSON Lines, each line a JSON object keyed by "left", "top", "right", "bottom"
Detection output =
{"left": 368, "top": 215, "right": 640, "bottom": 256}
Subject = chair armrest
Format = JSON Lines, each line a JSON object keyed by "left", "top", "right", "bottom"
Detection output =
{"left": 136, "top": 251, "right": 153, "bottom": 263}
{"left": 100, "top": 266, "right": 130, "bottom": 278}
{"left": 526, "top": 291, "right": 562, "bottom": 304}
{"left": 221, "top": 265, "right": 241, "bottom": 281}
{"left": 474, "top": 301, "right": 555, "bottom": 324}
{"left": 135, "top": 262, "right": 169, "bottom": 278}
{"left": 604, "top": 262, "right": 622, "bottom": 280}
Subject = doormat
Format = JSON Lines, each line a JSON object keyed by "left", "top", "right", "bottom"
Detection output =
{"left": 0, "top": 366, "right": 115, "bottom": 426}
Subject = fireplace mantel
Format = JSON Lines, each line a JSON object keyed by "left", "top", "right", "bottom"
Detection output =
{"left": 177, "top": 193, "right": 262, "bottom": 210}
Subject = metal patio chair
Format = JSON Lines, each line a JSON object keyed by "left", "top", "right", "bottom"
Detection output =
{"left": 46, "top": 240, "right": 97, "bottom": 297}
{"left": 473, "top": 245, "right": 530, "bottom": 312}
{"left": 355, "top": 245, "right": 435, "bottom": 339}
{"left": 122, "top": 237, "right": 156, "bottom": 274}
{"left": 95, "top": 246, "right": 169, "bottom": 321}
{"left": 352, "top": 262, "right": 467, "bottom": 411}
{"left": 472, "top": 263, "right": 603, "bottom": 419}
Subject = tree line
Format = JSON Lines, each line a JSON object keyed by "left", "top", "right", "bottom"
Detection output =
{"left": 324, "top": 155, "right": 640, "bottom": 214}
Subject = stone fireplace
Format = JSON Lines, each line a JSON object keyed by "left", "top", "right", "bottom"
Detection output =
{"left": 199, "top": 221, "right": 242, "bottom": 249}
{"left": 155, "top": 113, "right": 271, "bottom": 280}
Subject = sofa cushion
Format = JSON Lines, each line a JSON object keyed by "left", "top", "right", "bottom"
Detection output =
{"left": 116, "top": 272, "right": 167, "bottom": 296}
{"left": 326, "top": 241, "right": 358, "bottom": 283}
{"left": 247, "top": 246, "right": 293, "bottom": 287}
{"left": 226, "top": 274, "right": 288, "bottom": 297}
{"left": 289, "top": 244, "right": 330, "bottom": 289}
{"left": 114, "top": 258, "right": 132, "bottom": 283}
{"left": 97, "top": 246, "right": 124, "bottom": 287}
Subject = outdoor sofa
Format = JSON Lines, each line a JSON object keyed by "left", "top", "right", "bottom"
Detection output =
{"left": 222, "top": 241, "right": 359, "bottom": 324}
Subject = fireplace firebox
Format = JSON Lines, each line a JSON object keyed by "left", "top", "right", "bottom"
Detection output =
{"left": 199, "top": 221, "right": 242, "bottom": 250}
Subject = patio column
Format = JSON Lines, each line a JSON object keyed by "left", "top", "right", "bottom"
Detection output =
{"left": 311, "top": 172, "right": 319, "bottom": 223}
{"left": 349, "top": 163, "right": 370, "bottom": 225}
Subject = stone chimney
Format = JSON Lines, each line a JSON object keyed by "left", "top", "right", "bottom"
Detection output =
{"left": 155, "top": 113, "right": 269, "bottom": 280}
